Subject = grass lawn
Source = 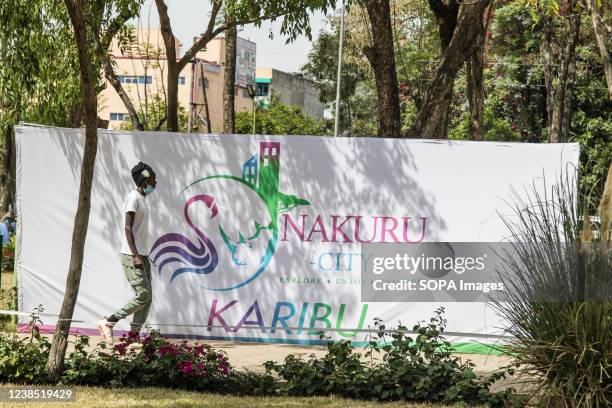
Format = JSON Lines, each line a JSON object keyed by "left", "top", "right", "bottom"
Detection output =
{"left": 1, "top": 271, "right": 13, "bottom": 297}
{"left": 0, "top": 386, "right": 474, "bottom": 408}
{"left": 1, "top": 271, "right": 16, "bottom": 331}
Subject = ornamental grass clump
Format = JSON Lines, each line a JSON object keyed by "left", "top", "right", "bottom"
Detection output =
{"left": 490, "top": 168, "right": 611, "bottom": 407}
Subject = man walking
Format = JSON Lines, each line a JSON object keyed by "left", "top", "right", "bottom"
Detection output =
{"left": 98, "top": 162, "right": 157, "bottom": 343}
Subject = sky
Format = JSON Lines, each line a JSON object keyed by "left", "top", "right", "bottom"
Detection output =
{"left": 138, "top": 0, "right": 339, "bottom": 73}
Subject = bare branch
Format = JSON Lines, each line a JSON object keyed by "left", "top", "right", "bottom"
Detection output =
{"left": 92, "top": 33, "right": 144, "bottom": 130}
{"left": 178, "top": 11, "right": 286, "bottom": 71}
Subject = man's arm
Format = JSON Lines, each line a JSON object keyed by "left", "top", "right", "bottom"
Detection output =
{"left": 125, "top": 211, "right": 143, "bottom": 269}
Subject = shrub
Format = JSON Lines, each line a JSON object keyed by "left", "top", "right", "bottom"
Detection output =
{"left": 235, "top": 101, "right": 325, "bottom": 136}
{"left": 63, "top": 330, "right": 231, "bottom": 390}
{"left": 0, "top": 317, "right": 523, "bottom": 406}
{"left": 265, "top": 308, "right": 517, "bottom": 407}
{"left": 0, "top": 333, "right": 50, "bottom": 384}
{"left": 2, "top": 235, "right": 15, "bottom": 271}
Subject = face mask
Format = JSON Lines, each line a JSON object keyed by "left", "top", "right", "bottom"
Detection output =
{"left": 144, "top": 184, "right": 155, "bottom": 195}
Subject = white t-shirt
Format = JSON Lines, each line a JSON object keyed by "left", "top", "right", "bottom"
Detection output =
{"left": 120, "top": 190, "right": 150, "bottom": 256}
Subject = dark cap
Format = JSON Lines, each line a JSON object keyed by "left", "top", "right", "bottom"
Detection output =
{"left": 131, "top": 162, "right": 156, "bottom": 186}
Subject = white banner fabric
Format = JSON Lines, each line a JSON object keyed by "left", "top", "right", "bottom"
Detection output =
{"left": 15, "top": 126, "right": 579, "bottom": 350}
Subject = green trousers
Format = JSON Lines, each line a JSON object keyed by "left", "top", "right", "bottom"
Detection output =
{"left": 114, "top": 254, "right": 152, "bottom": 332}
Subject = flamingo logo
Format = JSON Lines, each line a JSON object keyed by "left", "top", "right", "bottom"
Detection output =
{"left": 150, "top": 142, "right": 309, "bottom": 291}
{"left": 150, "top": 195, "right": 219, "bottom": 282}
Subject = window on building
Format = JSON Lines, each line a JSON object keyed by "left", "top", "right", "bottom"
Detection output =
{"left": 118, "top": 75, "right": 152, "bottom": 84}
{"left": 256, "top": 83, "right": 269, "bottom": 96}
{"left": 137, "top": 75, "right": 152, "bottom": 84}
{"left": 110, "top": 112, "right": 128, "bottom": 121}
{"left": 118, "top": 75, "right": 137, "bottom": 84}
{"left": 178, "top": 76, "right": 186, "bottom": 85}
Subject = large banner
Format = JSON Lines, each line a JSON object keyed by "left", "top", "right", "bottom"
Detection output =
{"left": 15, "top": 126, "right": 579, "bottom": 351}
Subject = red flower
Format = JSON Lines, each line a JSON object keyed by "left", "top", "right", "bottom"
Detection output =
{"left": 218, "top": 363, "right": 230, "bottom": 375}
{"left": 114, "top": 343, "right": 127, "bottom": 356}
{"left": 177, "top": 361, "right": 194, "bottom": 374}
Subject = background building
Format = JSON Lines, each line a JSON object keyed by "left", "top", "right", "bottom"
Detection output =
{"left": 99, "top": 29, "right": 255, "bottom": 132}
{"left": 255, "top": 68, "right": 324, "bottom": 119}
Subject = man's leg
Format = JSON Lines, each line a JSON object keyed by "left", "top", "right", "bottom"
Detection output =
{"left": 113, "top": 254, "right": 152, "bottom": 323}
{"left": 130, "top": 256, "right": 152, "bottom": 332}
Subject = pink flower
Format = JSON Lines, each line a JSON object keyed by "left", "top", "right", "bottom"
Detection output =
{"left": 114, "top": 343, "right": 127, "bottom": 356}
{"left": 158, "top": 344, "right": 180, "bottom": 357}
{"left": 177, "top": 361, "right": 193, "bottom": 374}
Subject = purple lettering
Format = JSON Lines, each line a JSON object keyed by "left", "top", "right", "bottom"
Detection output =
{"left": 207, "top": 299, "right": 238, "bottom": 331}
{"left": 233, "top": 301, "right": 266, "bottom": 333}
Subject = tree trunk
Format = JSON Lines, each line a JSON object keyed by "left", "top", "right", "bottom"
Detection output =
{"left": 155, "top": 0, "right": 179, "bottom": 132}
{"left": 0, "top": 125, "right": 15, "bottom": 213}
{"left": 166, "top": 63, "right": 179, "bottom": 132}
{"left": 587, "top": 0, "right": 612, "bottom": 99}
{"left": 223, "top": 20, "right": 237, "bottom": 133}
{"left": 466, "top": 3, "right": 492, "bottom": 141}
{"left": 409, "top": 0, "right": 491, "bottom": 139}
{"left": 47, "top": 0, "right": 99, "bottom": 377}
{"left": 428, "top": 0, "right": 459, "bottom": 53}
{"left": 201, "top": 66, "right": 212, "bottom": 133}
{"left": 466, "top": 48, "right": 484, "bottom": 140}
{"left": 548, "top": 9, "right": 580, "bottom": 143}
{"left": 561, "top": 53, "right": 576, "bottom": 142}
{"left": 541, "top": 17, "right": 555, "bottom": 131}
{"left": 362, "top": 0, "right": 401, "bottom": 137}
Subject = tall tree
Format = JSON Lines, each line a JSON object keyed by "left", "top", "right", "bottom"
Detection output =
{"left": 44, "top": 0, "right": 143, "bottom": 377}
{"left": 46, "top": 0, "right": 101, "bottom": 376}
{"left": 466, "top": 4, "right": 493, "bottom": 140}
{"left": 359, "top": 0, "right": 402, "bottom": 137}
{"left": 541, "top": 1, "right": 581, "bottom": 142}
{"left": 0, "top": 0, "right": 83, "bottom": 212}
{"left": 223, "top": 18, "right": 238, "bottom": 133}
{"left": 155, "top": 0, "right": 335, "bottom": 132}
{"left": 585, "top": 0, "right": 611, "bottom": 99}
{"left": 302, "top": 28, "right": 369, "bottom": 135}
{"left": 409, "top": 0, "right": 492, "bottom": 139}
